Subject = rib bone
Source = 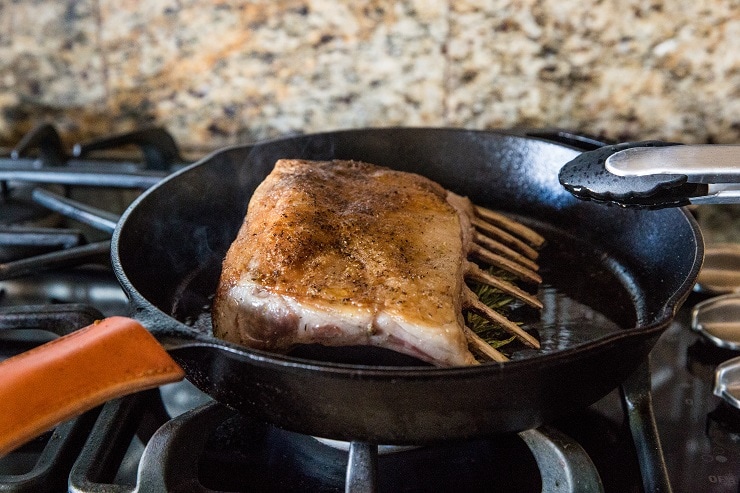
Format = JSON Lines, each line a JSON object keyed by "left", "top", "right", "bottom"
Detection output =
{"left": 473, "top": 218, "right": 539, "bottom": 261}
{"left": 465, "top": 261, "right": 543, "bottom": 310}
{"left": 475, "top": 205, "right": 545, "bottom": 248}
{"left": 464, "top": 326, "right": 509, "bottom": 363}
{"left": 463, "top": 286, "right": 541, "bottom": 349}
{"left": 474, "top": 232, "right": 539, "bottom": 271}
{"left": 470, "top": 244, "right": 542, "bottom": 285}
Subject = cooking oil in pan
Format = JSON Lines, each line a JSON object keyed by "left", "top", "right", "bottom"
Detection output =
{"left": 511, "top": 230, "right": 637, "bottom": 360}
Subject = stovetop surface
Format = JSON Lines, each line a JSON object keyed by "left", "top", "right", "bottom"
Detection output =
{"left": 0, "top": 124, "right": 738, "bottom": 491}
{"left": 1, "top": 267, "right": 739, "bottom": 492}
{"left": 648, "top": 304, "right": 740, "bottom": 492}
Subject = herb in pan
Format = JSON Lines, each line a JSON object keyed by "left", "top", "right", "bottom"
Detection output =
{"left": 466, "top": 267, "right": 526, "bottom": 352}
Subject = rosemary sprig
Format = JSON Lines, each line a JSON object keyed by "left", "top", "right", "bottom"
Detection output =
{"left": 466, "top": 266, "right": 523, "bottom": 348}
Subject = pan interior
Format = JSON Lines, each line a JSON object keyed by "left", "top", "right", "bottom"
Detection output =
{"left": 115, "top": 128, "right": 700, "bottom": 367}
{"left": 170, "top": 214, "right": 637, "bottom": 365}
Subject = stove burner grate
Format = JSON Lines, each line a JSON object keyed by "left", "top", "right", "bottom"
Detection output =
{"left": 1, "top": 126, "right": 709, "bottom": 493}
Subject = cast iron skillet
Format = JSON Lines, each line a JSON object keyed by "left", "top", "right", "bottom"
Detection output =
{"left": 4, "top": 128, "right": 705, "bottom": 447}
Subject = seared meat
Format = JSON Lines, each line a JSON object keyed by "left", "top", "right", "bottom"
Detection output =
{"left": 212, "top": 159, "right": 543, "bottom": 367}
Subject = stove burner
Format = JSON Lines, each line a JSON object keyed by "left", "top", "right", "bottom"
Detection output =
{"left": 0, "top": 125, "right": 188, "bottom": 280}
{"left": 64, "top": 397, "right": 607, "bottom": 493}
{"left": 0, "top": 225, "right": 83, "bottom": 263}
{"left": 0, "top": 186, "right": 59, "bottom": 227}
{"left": 0, "top": 180, "right": 72, "bottom": 262}
{"left": 0, "top": 124, "right": 184, "bottom": 189}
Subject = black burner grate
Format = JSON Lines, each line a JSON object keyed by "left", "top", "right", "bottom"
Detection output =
{"left": 1, "top": 127, "right": 713, "bottom": 493}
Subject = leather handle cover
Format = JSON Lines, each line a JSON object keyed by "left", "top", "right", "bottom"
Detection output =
{"left": 0, "top": 316, "right": 185, "bottom": 456}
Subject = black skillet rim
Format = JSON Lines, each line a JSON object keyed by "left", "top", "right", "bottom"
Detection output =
{"left": 111, "top": 127, "right": 704, "bottom": 377}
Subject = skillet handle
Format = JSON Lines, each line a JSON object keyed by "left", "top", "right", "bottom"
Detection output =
{"left": 0, "top": 316, "right": 185, "bottom": 456}
{"left": 620, "top": 358, "right": 673, "bottom": 493}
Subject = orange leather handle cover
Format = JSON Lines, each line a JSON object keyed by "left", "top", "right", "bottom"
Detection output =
{"left": 0, "top": 316, "right": 185, "bottom": 456}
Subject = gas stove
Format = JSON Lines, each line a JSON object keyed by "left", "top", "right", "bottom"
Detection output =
{"left": 0, "top": 126, "right": 738, "bottom": 492}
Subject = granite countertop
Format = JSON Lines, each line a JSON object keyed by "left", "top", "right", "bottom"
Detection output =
{"left": 0, "top": 0, "right": 737, "bottom": 149}
{"left": 0, "top": 0, "right": 737, "bottom": 238}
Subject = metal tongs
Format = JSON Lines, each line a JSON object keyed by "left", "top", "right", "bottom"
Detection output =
{"left": 559, "top": 142, "right": 740, "bottom": 208}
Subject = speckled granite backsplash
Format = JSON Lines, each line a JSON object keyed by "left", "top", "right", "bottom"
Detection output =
{"left": 1, "top": 0, "right": 738, "bottom": 236}
{"left": 2, "top": 0, "right": 738, "bottom": 148}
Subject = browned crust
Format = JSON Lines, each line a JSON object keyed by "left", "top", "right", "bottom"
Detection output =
{"left": 217, "top": 159, "right": 464, "bottom": 321}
